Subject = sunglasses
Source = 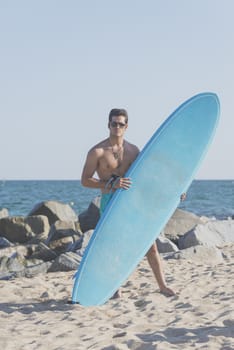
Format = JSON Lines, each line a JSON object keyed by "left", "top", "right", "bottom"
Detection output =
{"left": 110, "top": 121, "right": 126, "bottom": 128}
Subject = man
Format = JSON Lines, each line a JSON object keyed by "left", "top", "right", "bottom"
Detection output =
{"left": 81, "top": 108, "right": 181, "bottom": 297}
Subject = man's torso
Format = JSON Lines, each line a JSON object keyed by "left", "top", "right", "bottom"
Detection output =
{"left": 93, "top": 138, "right": 139, "bottom": 192}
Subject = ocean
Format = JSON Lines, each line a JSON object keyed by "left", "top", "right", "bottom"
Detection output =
{"left": 0, "top": 180, "right": 233, "bottom": 220}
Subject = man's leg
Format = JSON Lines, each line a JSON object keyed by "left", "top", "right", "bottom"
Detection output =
{"left": 146, "top": 242, "right": 176, "bottom": 296}
{"left": 100, "top": 193, "right": 122, "bottom": 299}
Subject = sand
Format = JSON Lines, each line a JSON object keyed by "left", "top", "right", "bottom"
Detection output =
{"left": 0, "top": 243, "right": 233, "bottom": 350}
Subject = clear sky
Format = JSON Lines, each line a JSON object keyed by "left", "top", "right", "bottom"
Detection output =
{"left": 1, "top": 0, "right": 233, "bottom": 180}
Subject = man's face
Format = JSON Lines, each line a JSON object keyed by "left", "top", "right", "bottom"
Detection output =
{"left": 109, "top": 115, "right": 128, "bottom": 137}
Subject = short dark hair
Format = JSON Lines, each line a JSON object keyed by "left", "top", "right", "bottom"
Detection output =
{"left": 108, "top": 108, "right": 128, "bottom": 123}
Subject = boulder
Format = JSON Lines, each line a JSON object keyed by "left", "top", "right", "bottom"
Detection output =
{"left": 0, "top": 215, "right": 50, "bottom": 244}
{"left": 0, "top": 254, "right": 51, "bottom": 279}
{"left": 163, "top": 209, "right": 208, "bottom": 242}
{"left": 48, "top": 236, "right": 78, "bottom": 255}
{"left": 29, "top": 242, "right": 58, "bottom": 261}
{"left": 25, "top": 215, "right": 50, "bottom": 235}
{"left": 46, "top": 220, "right": 82, "bottom": 244}
{"left": 0, "top": 244, "right": 37, "bottom": 259}
{"left": 0, "top": 237, "right": 13, "bottom": 248}
{"left": 23, "top": 260, "right": 52, "bottom": 277}
{"left": 0, "top": 253, "right": 25, "bottom": 274}
{"left": 73, "top": 230, "right": 94, "bottom": 257}
{"left": 28, "top": 200, "right": 78, "bottom": 225}
{"left": 0, "top": 217, "right": 33, "bottom": 243}
{"left": 48, "top": 252, "right": 81, "bottom": 272}
{"left": 79, "top": 196, "right": 101, "bottom": 232}
{"left": 0, "top": 272, "right": 17, "bottom": 280}
{"left": 166, "top": 245, "right": 224, "bottom": 264}
{"left": 156, "top": 236, "right": 179, "bottom": 253}
{"left": 178, "top": 220, "right": 234, "bottom": 249}
{"left": 0, "top": 208, "right": 9, "bottom": 219}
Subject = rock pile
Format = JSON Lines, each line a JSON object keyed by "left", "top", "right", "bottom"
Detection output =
{"left": 0, "top": 198, "right": 233, "bottom": 280}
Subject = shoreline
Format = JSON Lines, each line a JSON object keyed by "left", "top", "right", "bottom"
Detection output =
{"left": 0, "top": 179, "right": 233, "bottom": 220}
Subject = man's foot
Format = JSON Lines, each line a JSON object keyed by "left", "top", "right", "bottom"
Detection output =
{"left": 159, "top": 286, "right": 177, "bottom": 297}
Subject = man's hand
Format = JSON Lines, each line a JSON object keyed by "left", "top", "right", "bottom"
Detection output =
{"left": 113, "top": 177, "right": 132, "bottom": 190}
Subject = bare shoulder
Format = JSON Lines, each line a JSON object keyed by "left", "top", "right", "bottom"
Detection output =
{"left": 124, "top": 140, "right": 140, "bottom": 155}
{"left": 88, "top": 138, "right": 109, "bottom": 157}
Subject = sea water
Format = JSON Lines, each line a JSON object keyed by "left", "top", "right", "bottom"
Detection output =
{"left": 0, "top": 180, "right": 233, "bottom": 220}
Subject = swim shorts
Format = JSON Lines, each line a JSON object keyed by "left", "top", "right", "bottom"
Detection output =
{"left": 100, "top": 193, "right": 113, "bottom": 216}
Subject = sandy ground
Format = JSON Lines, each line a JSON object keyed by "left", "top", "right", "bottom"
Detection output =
{"left": 0, "top": 243, "right": 233, "bottom": 350}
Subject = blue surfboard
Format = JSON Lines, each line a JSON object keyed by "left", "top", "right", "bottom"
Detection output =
{"left": 72, "top": 92, "right": 220, "bottom": 306}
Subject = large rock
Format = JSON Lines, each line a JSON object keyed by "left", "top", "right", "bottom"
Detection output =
{"left": 46, "top": 220, "right": 82, "bottom": 244}
{"left": 73, "top": 230, "right": 94, "bottom": 257}
{"left": 46, "top": 220, "right": 82, "bottom": 255}
{"left": 28, "top": 200, "right": 78, "bottom": 225}
{"left": 0, "top": 254, "right": 25, "bottom": 273}
{"left": 29, "top": 242, "right": 58, "bottom": 261}
{"left": 26, "top": 215, "right": 50, "bottom": 237}
{"left": 0, "top": 254, "right": 51, "bottom": 279}
{"left": 0, "top": 237, "right": 13, "bottom": 248}
{"left": 23, "top": 260, "right": 52, "bottom": 277}
{"left": 0, "top": 244, "right": 37, "bottom": 259}
{"left": 0, "top": 208, "right": 9, "bottom": 219}
{"left": 79, "top": 196, "right": 100, "bottom": 232}
{"left": 48, "top": 236, "right": 77, "bottom": 255}
{"left": 48, "top": 252, "right": 81, "bottom": 272}
{"left": 156, "top": 236, "right": 179, "bottom": 253}
{"left": 163, "top": 209, "right": 208, "bottom": 242}
{"left": 166, "top": 245, "right": 224, "bottom": 264}
{"left": 178, "top": 219, "right": 234, "bottom": 249}
{"left": 0, "top": 215, "right": 50, "bottom": 244}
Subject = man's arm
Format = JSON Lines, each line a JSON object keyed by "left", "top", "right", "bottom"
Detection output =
{"left": 81, "top": 148, "right": 132, "bottom": 191}
{"left": 81, "top": 149, "right": 107, "bottom": 190}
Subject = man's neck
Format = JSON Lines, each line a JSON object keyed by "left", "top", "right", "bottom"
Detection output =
{"left": 109, "top": 136, "right": 124, "bottom": 147}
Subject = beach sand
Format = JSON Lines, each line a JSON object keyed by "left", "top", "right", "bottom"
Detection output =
{"left": 0, "top": 244, "right": 233, "bottom": 350}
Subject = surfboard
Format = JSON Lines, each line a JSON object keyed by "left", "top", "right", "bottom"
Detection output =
{"left": 72, "top": 92, "right": 220, "bottom": 306}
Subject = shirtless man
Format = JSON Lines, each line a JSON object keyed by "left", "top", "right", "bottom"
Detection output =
{"left": 81, "top": 108, "right": 177, "bottom": 297}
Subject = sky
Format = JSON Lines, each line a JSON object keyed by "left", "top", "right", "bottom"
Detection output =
{"left": 0, "top": 0, "right": 234, "bottom": 180}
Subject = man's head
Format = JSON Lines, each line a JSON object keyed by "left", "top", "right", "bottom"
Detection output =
{"left": 108, "top": 108, "right": 128, "bottom": 124}
{"left": 108, "top": 109, "right": 128, "bottom": 136}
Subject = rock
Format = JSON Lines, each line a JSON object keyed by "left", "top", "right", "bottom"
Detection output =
{"left": 0, "top": 208, "right": 9, "bottom": 219}
{"left": 29, "top": 242, "right": 58, "bottom": 261}
{"left": 178, "top": 220, "right": 234, "bottom": 249}
{"left": 27, "top": 232, "right": 49, "bottom": 244}
{"left": 0, "top": 272, "right": 17, "bottom": 280}
{"left": 166, "top": 246, "right": 224, "bottom": 264}
{"left": 0, "top": 256, "right": 10, "bottom": 272}
{"left": 29, "top": 200, "right": 78, "bottom": 225}
{"left": 0, "top": 215, "right": 50, "bottom": 244}
{"left": 23, "top": 260, "right": 52, "bottom": 277}
{"left": 79, "top": 196, "right": 100, "bottom": 232}
{"left": 46, "top": 220, "right": 82, "bottom": 244}
{"left": 0, "top": 237, "right": 13, "bottom": 248}
{"left": 25, "top": 215, "right": 50, "bottom": 236}
{"left": 0, "top": 244, "right": 37, "bottom": 259}
{"left": 45, "top": 220, "right": 82, "bottom": 256}
{"left": 73, "top": 230, "right": 94, "bottom": 257}
{"left": 0, "top": 252, "right": 51, "bottom": 278}
{"left": 163, "top": 209, "right": 207, "bottom": 242}
{"left": 0, "top": 217, "right": 33, "bottom": 243}
{"left": 48, "top": 252, "right": 82, "bottom": 272}
{"left": 48, "top": 236, "right": 78, "bottom": 255}
{"left": 156, "top": 235, "right": 179, "bottom": 253}
{"left": 0, "top": 253, "right": 25, "bottom": 273}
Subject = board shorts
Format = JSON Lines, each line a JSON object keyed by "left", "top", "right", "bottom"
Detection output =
{"left": 100, "top": 193, "right": 113, "bottom": 216}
